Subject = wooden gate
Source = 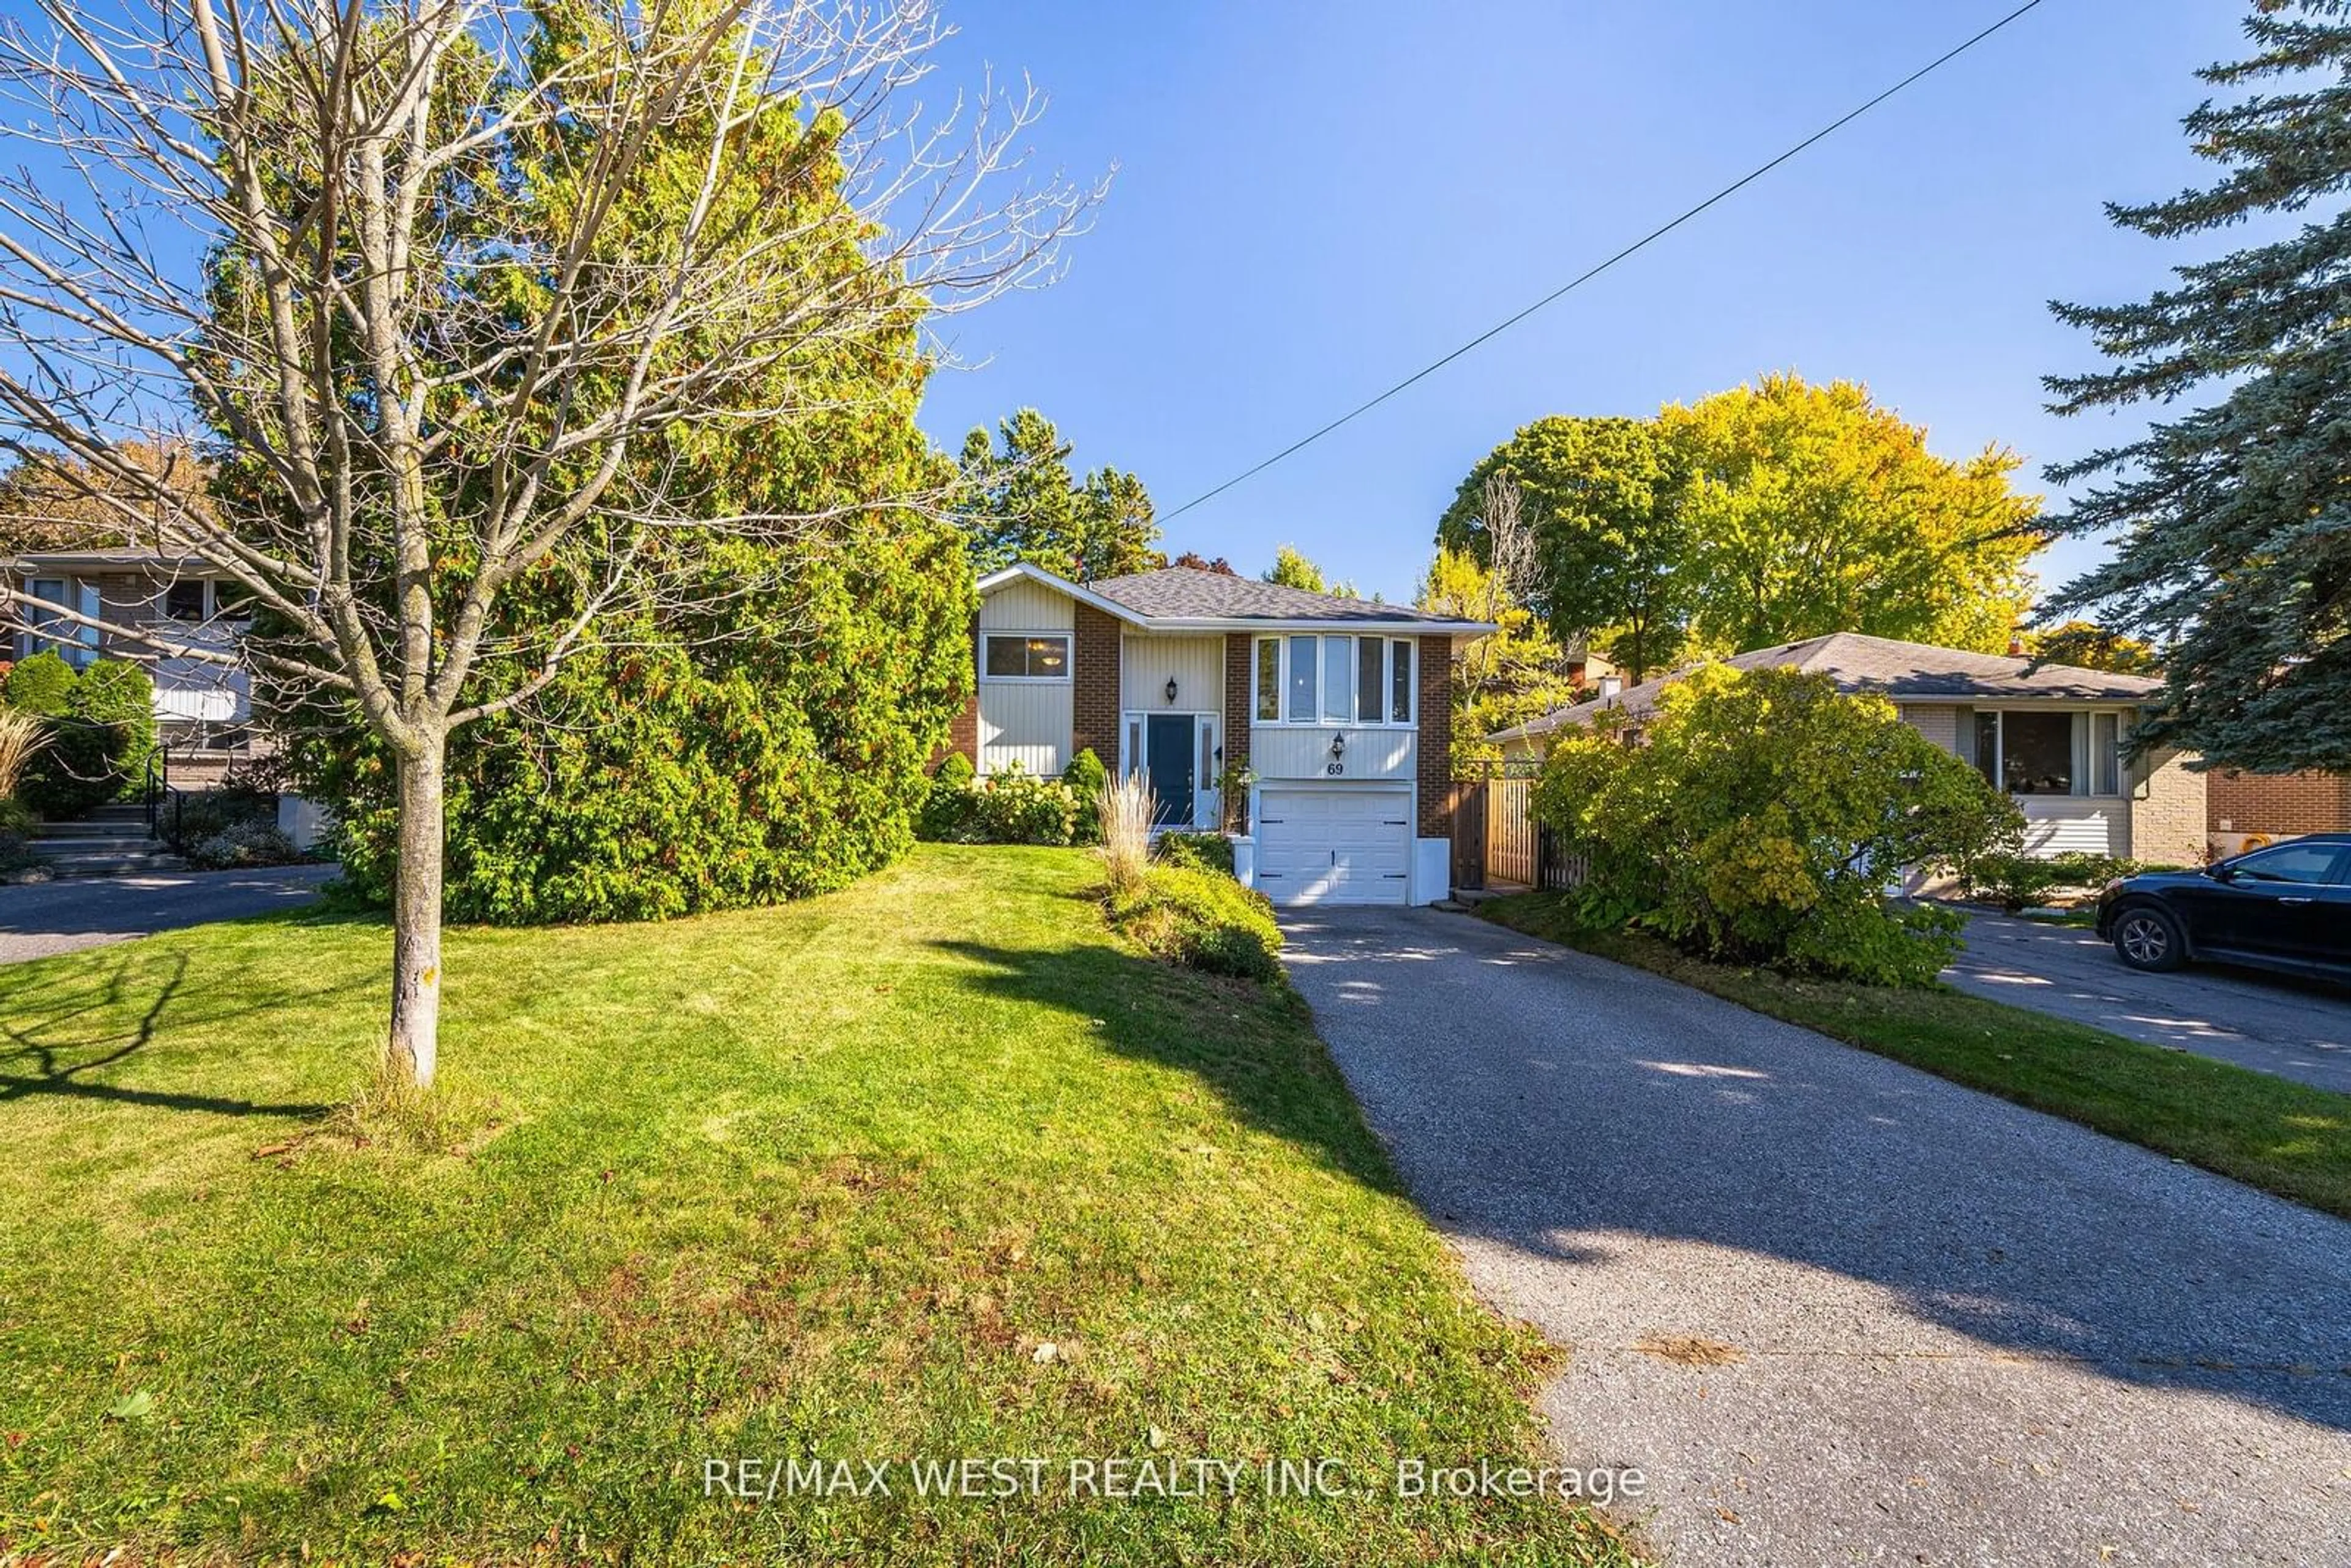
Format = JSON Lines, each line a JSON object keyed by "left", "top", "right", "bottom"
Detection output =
{"left": 1450, "top": 774, "right": 1586, "bottom": 895}
{"left": 1485, "top": 776, "right": 1538, "bottom": 887}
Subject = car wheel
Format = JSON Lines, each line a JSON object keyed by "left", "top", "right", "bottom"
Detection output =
{"left": 2112, "top": 906, "right": 2186, "bottom": 973}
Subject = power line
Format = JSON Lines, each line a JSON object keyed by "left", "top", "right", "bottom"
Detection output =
{"left": 1162, "top": 0, "right": 2054, "bottom": 523}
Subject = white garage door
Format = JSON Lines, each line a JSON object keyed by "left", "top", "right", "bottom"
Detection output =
{"left": 1254, "top": 786, "right": 1412, "bottom": 906}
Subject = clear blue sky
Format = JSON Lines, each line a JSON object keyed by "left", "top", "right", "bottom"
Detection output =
{"left": 915, "top": 1, "right": 2255, "bottom": 606}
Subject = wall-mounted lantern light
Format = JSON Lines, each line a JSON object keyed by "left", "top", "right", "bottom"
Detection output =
{"left": 1164, "top": 677, "right": 1179, "bottom": 705}
{"left": 1330, "top": 733, "right": 1346, "bottom": 760}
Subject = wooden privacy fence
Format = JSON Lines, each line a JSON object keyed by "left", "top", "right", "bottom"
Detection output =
{"left": 1449, "top": 775, "right": 1586, "bottom": 893}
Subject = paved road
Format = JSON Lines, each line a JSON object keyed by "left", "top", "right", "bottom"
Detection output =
{"left": 0, "top": 863, "right": 336, "bottom": 964}
{"left": 1944, "top": 910, "right": 2351, "bottom": 1097}
{"left": 1283, "top": 907, "right": 2351, "bottom": 1568}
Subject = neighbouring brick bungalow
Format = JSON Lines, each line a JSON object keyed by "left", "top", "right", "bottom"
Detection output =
{"left": 2208, "top": 767, "right": 2351, "bottom": 854}
{"left": 942, "top": 562, "right": 1493, "bottom": 906}
{"left": 1490, "top": 631, "right": 2210, "bottom": 868}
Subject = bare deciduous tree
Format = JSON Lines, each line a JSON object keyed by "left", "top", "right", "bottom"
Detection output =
{"left": 1480, "top": 470, "right": 1538, "bottom": 620}
{"left": 0, "top": 0, "right": 1090, "bottom": 1086}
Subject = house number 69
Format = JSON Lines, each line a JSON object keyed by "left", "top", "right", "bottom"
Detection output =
{"left": 1324, "top": 760, "right": 1345, "bottom": 776}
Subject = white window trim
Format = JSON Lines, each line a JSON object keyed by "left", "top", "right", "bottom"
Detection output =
{"left": 978, "top": 629, "right": 1073, "bottom": 684}
{"left": 1251, "top": 634, "right": 1416, "bottom": 729}
{"left": 1973, "top": 707, "right": 2130, "bottom": 801}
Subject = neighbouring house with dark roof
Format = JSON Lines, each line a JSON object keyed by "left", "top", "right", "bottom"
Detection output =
{"left": 1490, "top": 631, "right": 2210, "bottom": 867}
{"left": 946, "top": 562, "right": 1494, "bottom": 906}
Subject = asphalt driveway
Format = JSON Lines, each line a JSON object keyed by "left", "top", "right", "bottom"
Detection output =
{"left": 0, "top": 863, "right": 336, "bottom": 964}
{"left": 1283, "top": 906, "right": 2351, "bottom": 1568}
{"left": 1944, "top": 910, "right": 2351, "bottom": 1095}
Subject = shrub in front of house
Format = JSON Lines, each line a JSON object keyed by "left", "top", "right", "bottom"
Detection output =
{"left": 1061, "top": 747, "right": 1108, "bottom": 842}
{"left": 304, "top": 516, "right": 978, "bottom": 924}
{"left": 161, "top": 785, "right": 280, "bottom": 857}
{"left": 184, "top": 819, "right": 302, "bottom": 870}
{"left": 1108, "top": 863, "right": 1283, "bottom": 982}
{"left": 1959, "top": 849, "right": 2148, "bottom": 912}
{"left": 966, "top": 765, "right": 1079, "bottom": 846}
{"left": 2, "top": 651, "right": 157, "bottom": 819}
{"left": 914, "top": 759, "right": 1084, "bottom": 847}
{"left": 918, "top": 752, "right": 979, "bottom": 841}
{"left": 1534, "top": 664, "right": 2020, "bottom": 986}
{"left": 1153, "top": 830, "right": 1235, "bottom": 876}
{"left": 1, "top": 650, "right": 76, "bottom": 715}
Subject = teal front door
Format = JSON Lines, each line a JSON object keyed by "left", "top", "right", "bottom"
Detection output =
{"left": 1146, "top": 714, "right": 1194, "bottom": 827}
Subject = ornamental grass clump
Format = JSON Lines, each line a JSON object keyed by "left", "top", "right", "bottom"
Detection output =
{"left": 1096, "top": 772, "right": 1155, "bottom": 895}
{"left": 0, "top": 709, "right": 47, "bottom": 800}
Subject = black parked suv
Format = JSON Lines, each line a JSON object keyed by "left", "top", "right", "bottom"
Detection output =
{"left": 2096, "top": 833, "right": 2351, "bottom": 981}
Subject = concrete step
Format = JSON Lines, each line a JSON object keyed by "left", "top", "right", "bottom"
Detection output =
{"left": 37, "top": 847, "right": 185, "bottom": 877}
{"left": 29, "top": 819, "right": 156, "bottom": 842}
{"left": 28, "top": 833, "right": 161, "bottom": 853}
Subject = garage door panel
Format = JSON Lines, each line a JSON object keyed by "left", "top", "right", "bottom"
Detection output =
{"left": 1257, "top": 785, "right": 1412, "bottom": 906}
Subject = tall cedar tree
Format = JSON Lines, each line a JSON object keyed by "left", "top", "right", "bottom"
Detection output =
{"left": 2045, "top": 0, "right": 2351, "bottom": 769}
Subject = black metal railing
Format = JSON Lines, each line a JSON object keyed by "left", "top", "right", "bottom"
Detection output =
{"left": 143, "top": 746, "right": 184, "bottom": 846}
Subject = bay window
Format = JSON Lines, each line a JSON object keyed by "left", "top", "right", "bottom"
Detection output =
{"left": 1254, "top": 635, "right": 1415, "bottom": 727}
{"left": 1971, "top": 710, "right": 2128, "bottom": 798}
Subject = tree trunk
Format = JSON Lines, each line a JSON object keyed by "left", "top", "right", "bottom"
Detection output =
{"left": 388, "top": 733, "right": 447, "bottom": 1089}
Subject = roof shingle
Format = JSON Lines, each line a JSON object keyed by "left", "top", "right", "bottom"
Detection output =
{"left": 1087, "top": 566, "right": 1466, "bottom": 625}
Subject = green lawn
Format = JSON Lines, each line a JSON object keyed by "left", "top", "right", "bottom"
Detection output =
{"left": 1479, "top": 893, "right": 2351, "bottom": 1222}
{"left": 0, "top": 846, "right": 1633, "bottom": 1566}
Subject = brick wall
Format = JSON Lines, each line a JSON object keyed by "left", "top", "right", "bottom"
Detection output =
{"left": 1222, "top": 634, "right": 1253, "bottom": 830}
{"left": 1416, "top": 635, "right": 1453, "bottom": 839}
{"left": 2129, "top": 748, "right": 2208, "bottom": 866}
{"left": 1071, "top": 604, "right": 1122, "bottom": 765}
{"left": 933, "top": 615, "right": 980, "bottom": 769}
{"left": 2208, "top": 767, "right": 2351, "bottom": 835}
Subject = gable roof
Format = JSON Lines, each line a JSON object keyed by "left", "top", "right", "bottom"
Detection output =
{"left": 1490, "top": 631, "right": 2168, "bottom": 745}
{"left": 977, "top": 561, "right": 1493, "bottom": 634}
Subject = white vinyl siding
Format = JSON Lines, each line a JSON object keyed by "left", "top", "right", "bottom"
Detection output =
{"left": 1247, "top": 726, "right": 1415, "bottom": 781}
{"left": 978, "top": 682, "right": 1072, "bottom": 777}
{"left": 2018, "top": 798, "right": 2128, "bottom": 858}
{"left": 977, "top": 577, "right": 1076, "bottom": 631}
{"left": 1120, "top": 634, "right": 1222, "bottom": 713}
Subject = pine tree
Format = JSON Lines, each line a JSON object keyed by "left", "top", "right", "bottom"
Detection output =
{"left": 958, "top": 409, "right": 1163, "bottom": 581}
{"left": 2044, "top": 1, "right": 2351, "bottom": 770}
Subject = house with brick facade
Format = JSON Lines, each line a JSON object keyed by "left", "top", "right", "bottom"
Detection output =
{"left": 1491, "top": 631, "right": 2210, "bottom": 867}
{"left": 2208, "top": 768, "right": 2351, "bottom": 857}
{"left": 947, "top": 562, "right": 1493, "bottom": 906}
